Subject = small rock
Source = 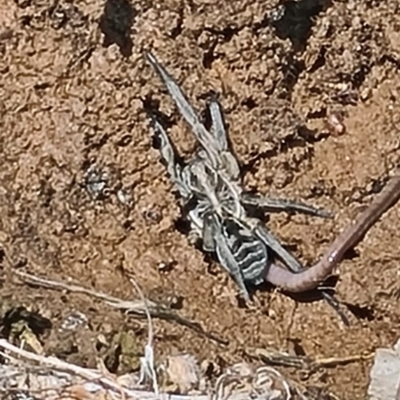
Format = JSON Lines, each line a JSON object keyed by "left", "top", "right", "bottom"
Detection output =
{"left": 368, "top": 338, "right": 400, "bottom": 400}
{"left": 159, "top": 353, "right": 201, "bottom": 394}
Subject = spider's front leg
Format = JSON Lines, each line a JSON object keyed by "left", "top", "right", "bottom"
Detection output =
{"left": 208, "top": 99, "right": 240, "bottom": 182}
{"left": 241, "top": 192, "right": 333, "bottom": 219}
{"left": 146, "top": 51, "right": 221, "bottom": 169}
{"left": 150, "top": 115, "right": 191, "bottom": 200}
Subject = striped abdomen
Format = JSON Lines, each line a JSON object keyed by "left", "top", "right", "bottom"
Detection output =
{"left": 222, "top": 218, "right": 269, "bottom": 285}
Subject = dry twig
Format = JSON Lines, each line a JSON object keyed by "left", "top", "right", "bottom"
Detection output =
{"left": 15, "top": 270, "right": 227, "bottom": 345}
{"left": 245, "top": 347, "right": 373, "bottom": 374}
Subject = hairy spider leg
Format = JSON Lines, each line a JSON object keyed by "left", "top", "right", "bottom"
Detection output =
{"left": 254, "top": 222, "right": 349, "bottom": 324}
{"left": 146, "top": 51, "right": 221, "bottom": 170}
{"left": 241, "top": 192, "right": 333, "bottom": 219}
{"left": 150, "top": 114, "right": 191, "bottom": 199}
{"left": 202, "top": 211, "right": 217, "bottom": 252}
{"left": 208, "top": 213, "right": 253, "bottom": 301}
{"left": 208, "top": 99, "right": 241, "bottom": 182}
{"left": 208, "top": 99, "right": 228, "bottom": 151}
{"left": 253, "top": 223, "right": 303, "bottom": 271}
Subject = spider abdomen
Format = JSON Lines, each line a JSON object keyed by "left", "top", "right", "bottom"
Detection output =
{"left": 223, "top": 220, "right": 268, "bottom": 285}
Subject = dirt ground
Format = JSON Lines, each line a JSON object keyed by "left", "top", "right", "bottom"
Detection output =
{"left": 1, "top": 0, "right": 400, "bottom": 398}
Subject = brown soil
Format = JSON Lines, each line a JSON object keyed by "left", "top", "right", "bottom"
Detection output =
{"left": 1, "top": 0, "right": 400, "bottom": 398}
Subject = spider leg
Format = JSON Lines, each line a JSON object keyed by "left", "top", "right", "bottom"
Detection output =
{"left": 253, "top": 223, "right": 303, "bottom": 272}
{"left": 150, "top": 114, "right": 191, "bottom": 199}
{"left": 216, "top": 238, "right": 251, "bottom": 301}
{"left": 210, "top": 213, "right": 251, "bottom": 300}
{"left": 241, "top": 192, "right": 333, "bottom": 219}
{"left": 208, "top": 98, "right": 228, "bottom": 152}
{"left": 254, "top": 222, "right": 349, "bottom": 325}
{"left": 202, "top": 211, "right": 217, "bottom": 252}
{"left": 208, "top": 98, "right": 241, "bottom": 181}
{"left": 146, "top": 51, "right": 220, "bottom": 169}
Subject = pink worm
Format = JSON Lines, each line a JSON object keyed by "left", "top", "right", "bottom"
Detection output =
{"left": 265, "top": 170, "right": 400, "bottom": 292}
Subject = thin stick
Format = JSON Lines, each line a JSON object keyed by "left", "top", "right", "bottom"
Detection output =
{"left": 246, "top": 346, "right": 373, "bottom": 371}
{"left": 15, "top": 270, "right": 227, "bottom": 345}
{"left": 266, "top": 170, "right": 400, "bottom": 292}
{"left": 0, "top": 339, "right": 137, "bottom": 397}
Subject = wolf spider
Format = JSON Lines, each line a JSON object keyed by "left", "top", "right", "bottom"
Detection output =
{"left": 146, "top": 52, "right": 339, "bottom": 298}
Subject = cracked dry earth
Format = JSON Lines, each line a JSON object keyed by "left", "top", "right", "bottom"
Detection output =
{"left": 1, "top": 0, "right": 400, "bottom": 398}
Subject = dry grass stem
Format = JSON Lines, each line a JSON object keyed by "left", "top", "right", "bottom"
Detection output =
{"left": 15, "top": 270, "right": 227, "bottom": 345}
